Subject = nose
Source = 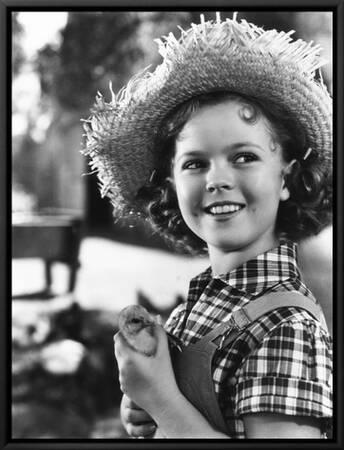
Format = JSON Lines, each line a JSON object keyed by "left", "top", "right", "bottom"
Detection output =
{"left": 205, "top": 165, "right": 234, "bottom": 193}
{"left": 206, "top": 180, "right": 233, "bottom": 192}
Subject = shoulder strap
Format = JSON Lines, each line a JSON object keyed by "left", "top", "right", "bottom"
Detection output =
{"left": 196, "top": 291, "right": 328, "bottom": 349}
{"left": 231, "top": 292, "right": 327, "bottom": 331}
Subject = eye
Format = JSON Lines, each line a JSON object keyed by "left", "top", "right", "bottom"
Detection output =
{"left": 130, "top": 318, "right": 142, "bottom": 324}
{"left": 182, "top": 159, "right": 207, "bottom": 170}
{"left": 233, "top": 153, "right": 258, "bottom": 164}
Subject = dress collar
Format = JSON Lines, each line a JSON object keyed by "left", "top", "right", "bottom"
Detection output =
{"left": 192, "top": 240, "right": 301, "bottom": 296}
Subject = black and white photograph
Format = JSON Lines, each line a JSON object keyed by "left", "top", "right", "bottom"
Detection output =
{"left": 2, "top": 3, "right": 341, "bottom": 447}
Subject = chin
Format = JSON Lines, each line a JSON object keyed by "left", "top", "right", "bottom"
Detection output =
{"left": 206, "top": 238, "right": 242, "bottom": 252}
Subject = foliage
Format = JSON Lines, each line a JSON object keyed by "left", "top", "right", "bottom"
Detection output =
{"left": 35, "top": 12, "right": 192, "bottom": 112}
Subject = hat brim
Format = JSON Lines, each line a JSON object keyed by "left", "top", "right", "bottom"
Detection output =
{"left": 83, "top": 26, "right": 332, "bottom": 219}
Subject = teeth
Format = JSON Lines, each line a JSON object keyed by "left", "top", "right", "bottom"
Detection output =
{"left": 208, "top": 204, "right": 241, "bottom": 215}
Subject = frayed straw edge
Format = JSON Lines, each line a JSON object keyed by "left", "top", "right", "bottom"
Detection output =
{"left": 155, "top": 16, "right": 327, "bottom": 76}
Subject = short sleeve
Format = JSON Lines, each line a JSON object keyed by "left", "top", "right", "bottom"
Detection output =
{"left": 233, "top": 317, "right": 332, "bottom": 421}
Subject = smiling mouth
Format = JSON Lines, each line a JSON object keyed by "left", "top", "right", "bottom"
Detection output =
{"left": 204, "top": 202, "right": 244, "bottom": 216}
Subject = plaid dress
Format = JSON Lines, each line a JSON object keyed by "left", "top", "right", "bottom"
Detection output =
{"left": 164, "top": 241, "right": 332, "bottom": 438}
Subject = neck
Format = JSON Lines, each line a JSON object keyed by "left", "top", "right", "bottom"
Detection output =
{"left": 208, "top": 236, "right": 280, "bottom": 276}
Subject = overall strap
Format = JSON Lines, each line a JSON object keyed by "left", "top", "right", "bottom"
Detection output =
{"left": 230, "top": 291, "right": 327, "bottom": 331}
{"left": 195, "top": 291, "right": 327, "bottom": 349}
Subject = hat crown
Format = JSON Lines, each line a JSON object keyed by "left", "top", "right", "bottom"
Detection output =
{"left": 82, "top": 14, "right": 332, "bottom": 227}
{"left": 156, "top": 17, "right": 328, "bottom": 78}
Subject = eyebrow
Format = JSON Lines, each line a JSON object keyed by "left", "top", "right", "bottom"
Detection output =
{"left": 174, "top": 142, "right": 265, "bottom": 163}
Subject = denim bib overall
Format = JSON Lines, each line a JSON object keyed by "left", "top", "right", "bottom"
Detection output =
{"left": 169, "top": 292, "right": 326, "bottom": 435}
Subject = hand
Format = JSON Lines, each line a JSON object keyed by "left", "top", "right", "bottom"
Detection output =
{"left": 114, "top": 323, "right": 179, "bottom": 418}
{"left": 115, "top": 324, "right": 227, "bottom": 439}
{"left": 120, "top": 394, "right": 157, "bottom": 438}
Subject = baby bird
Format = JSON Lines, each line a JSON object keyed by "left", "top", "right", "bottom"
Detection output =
{"left": 117, "top": 305, "right": 159, "bottom": 357}
{"left": 117, "top": 305, "right": 183, "bottom": 357}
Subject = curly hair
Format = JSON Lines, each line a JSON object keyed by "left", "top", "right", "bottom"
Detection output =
{"left": 136, "top": 91, "right": 332, "bottom": 254}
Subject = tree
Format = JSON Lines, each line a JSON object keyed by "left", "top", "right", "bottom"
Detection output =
{"left": 12, "top": 12, "right": 25, "bottom": 77}
{"left": 35, "top": 12, "right": 192, "bottom": 112}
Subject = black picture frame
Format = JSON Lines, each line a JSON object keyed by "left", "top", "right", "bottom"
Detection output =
{"left": 1, "top": 1, "right": 343, "bottom": 449}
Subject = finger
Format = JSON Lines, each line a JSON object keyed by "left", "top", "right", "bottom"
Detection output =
{"left": 122, "top": 395, "right": 142, "bottom": 410}
{"left": 126, "top": 422, "right": 157, "bottom": 438}
{"left": 121, "top": 395, "right": 154, "bottom": 424}
{"left": 114, "top": 332, "right": 139, "bottom": 358}
{"left": 125, "top": 407, "right": 154, "bottom": 424}
{"left": 114, "top": 331, "right": 122, "bottom": 347}
{"left": 114, "top": 332, "right": 126, "bottom": 359}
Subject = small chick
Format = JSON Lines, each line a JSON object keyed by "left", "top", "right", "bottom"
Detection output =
{"left": 117, "top": 305, "right": 158, "bottom": 357}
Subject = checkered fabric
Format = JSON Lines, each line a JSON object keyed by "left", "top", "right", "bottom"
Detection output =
{"left": 164, "top": 241, "right": 332, "bottom": 438}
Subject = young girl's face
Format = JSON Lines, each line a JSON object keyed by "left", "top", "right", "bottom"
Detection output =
{"left": 172, "top": 100, "right": 290, "bottom": 255}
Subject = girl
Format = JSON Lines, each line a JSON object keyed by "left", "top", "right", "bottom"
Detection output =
{"left": 83, "top": 14, "right": 332, "bottom": 439}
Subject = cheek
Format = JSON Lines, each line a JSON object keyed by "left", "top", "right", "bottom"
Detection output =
{"left": 245, "top": 166, "right": 283, "bottom": 197}
{"left": 174, "top": 176, "right": 201, "bottom": 208}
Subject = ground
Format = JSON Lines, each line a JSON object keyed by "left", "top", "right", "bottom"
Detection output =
{"left": 12, "top": 237, "right": 207, "bottom": 438}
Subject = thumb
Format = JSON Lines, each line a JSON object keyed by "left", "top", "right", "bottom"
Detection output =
{"left": 154, "top": 324, "right": 169, "bottom": 353}
{"left": 122, "top": 394, "right": 142, "bottom": 410}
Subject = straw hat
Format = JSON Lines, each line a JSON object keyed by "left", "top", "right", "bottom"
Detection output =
{"left": 82, "top": 14, "right": 332, "bottom": 220}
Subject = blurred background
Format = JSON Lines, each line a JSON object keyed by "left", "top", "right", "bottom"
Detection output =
{"left": 11, "top": 10, "right": 333, "bottom": 439}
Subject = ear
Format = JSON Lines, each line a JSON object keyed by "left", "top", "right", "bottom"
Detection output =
{"left": 280, "top": 159, "right": 296, "bottom": 202}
